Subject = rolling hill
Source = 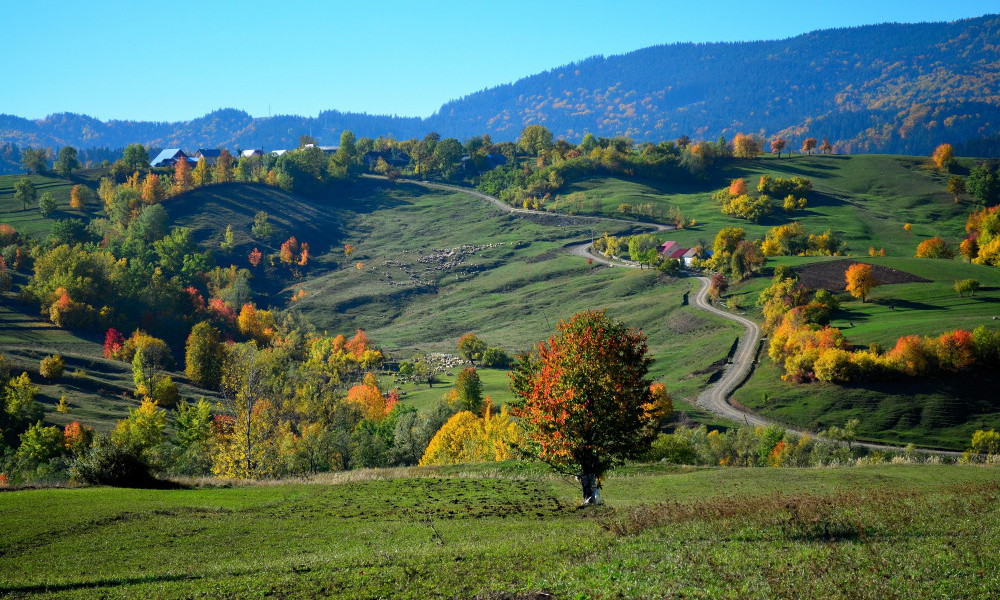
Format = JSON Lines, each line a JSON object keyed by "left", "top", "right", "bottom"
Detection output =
{"left": 1, "top": 14, "right": 998, "bottom": 163}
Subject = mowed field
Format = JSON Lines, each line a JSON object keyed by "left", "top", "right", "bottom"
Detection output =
{"left": 1, "top": 463, "right": 997, "bottom": 599}
{"left": 0, "top": 172, "right": 103, "bottom": 238}
{"left": 285, "top": 178, "right": 741, "bottom": 402}
{"left": 560, "top": 154, "right": 968, "bottom": 257}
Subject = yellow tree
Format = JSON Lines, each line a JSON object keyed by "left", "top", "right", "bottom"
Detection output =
{"left": 215, "top": 343, "right": 280, "bottom": 478}
{"left": 140, "top": 173, "right": 165, "bottom": 205}
{"left": 419, "top": 406, "right": 525, "bottom": 466}
{"left": 801, "top": 137, "right": 818, "bottom": 155}
{"left": 192, "top": 158, "right": 212, "bottom": 187}
{"left": 732, "top": 133, "right": 762, "bottom": 159}
{"left": 932, "top": 144, "right": 954, "bottom": 170}
{"left": 845, "top": 263, "right": 878, "bottom": 303}
{"left": 69, "top": 185, "right": 86, "bottom": 210}
{"left": 215, "top": 150, "right": 235, "bottom": 183}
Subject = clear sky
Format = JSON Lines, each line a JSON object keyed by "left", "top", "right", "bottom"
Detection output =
{"left": 2, "top": 0, "right": 995, "bottom": 122}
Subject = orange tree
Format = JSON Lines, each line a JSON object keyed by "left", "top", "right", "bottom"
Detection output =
{"left": 510, "top": 309, "right": 659, "bottom": 505}
{"left": 845, "top": 263, "right": 878, "bottom": 303}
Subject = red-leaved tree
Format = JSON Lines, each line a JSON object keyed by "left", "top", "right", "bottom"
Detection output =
{"left": 510, "top": 309, "right": 659, "bottom": 504}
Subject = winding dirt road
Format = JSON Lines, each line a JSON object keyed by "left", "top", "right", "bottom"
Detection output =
{"left": 378, "top": 176, "right": 960, "bottom": 456}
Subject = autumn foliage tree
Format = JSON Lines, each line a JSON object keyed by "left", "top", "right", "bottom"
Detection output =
{"left": 845, "top": 263, "right": 878, "bottom": 303}
{"left": 801, "top": 138, "right": 818, "bottom": 155}
{"left": 915, "top": 236, "right": 955, "bottom": 259}
{"left": 510, "top": 309, "right": 657, "bottom": 504}
{"left": 770, "top": 138, "right": 787, "bottom": 157}
{"left": 173, "top": 156, "right": 193, "bottom": 194}
{"left": 931, "top": 143, "right": 955, "bottom": 170}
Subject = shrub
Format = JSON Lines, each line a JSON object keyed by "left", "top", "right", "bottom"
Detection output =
{"left": 39, "top": 354, "right": 64, "bottom": 379}
{"left": 954, "top": 279, "right": 980, "bottom": 297}
{"left": 71, "top": 435, "right": 154, "bottom": 486}
{"left": 480, "top": 347, "right": 511, "bottom": 368}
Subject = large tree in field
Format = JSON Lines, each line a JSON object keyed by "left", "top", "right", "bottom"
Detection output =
{"left": 13, "top": 178, "right": 36, "bottom": 210}
{"left": 845, "top": 263, "right": 878, "bottom": 303}
{"left": 510, "top": 309, "right": 662, "bottom": 505}
{"left": 55, "top": 146, "right": 80, "bottom": 177}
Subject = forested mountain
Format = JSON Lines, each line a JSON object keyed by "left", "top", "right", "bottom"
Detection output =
{"left": 1, "top": 14, "right": 998, "bottom": 162}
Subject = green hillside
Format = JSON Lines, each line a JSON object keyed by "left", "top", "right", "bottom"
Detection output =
{"left": 560, "top": 154, "right": 968, "bottom": 256}
{"left": 2, "top": 463, "right": 997, "bottom": 599}
{"left": 728, "top": 256, "right": 1000, "bottom": 450}
{"left": 0, "top": 172, "right": 102, "bottom": 238}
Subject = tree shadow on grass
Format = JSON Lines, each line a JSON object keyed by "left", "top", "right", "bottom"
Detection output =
{"left": 0, "top": 572, "right": 203, "bottom": 595}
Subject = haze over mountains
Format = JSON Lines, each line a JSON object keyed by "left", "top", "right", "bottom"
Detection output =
{"left": 2, "top": 14, "right": 998, "bottom": 157}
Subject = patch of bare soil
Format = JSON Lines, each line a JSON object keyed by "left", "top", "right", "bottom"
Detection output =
{"left": 795, "top": 259, "right": 929, "bottom": 290}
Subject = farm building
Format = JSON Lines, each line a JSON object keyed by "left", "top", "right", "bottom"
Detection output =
{"left": 194, "top": 149, "right": 222, "bottom": 165}
{"left": 149, "top": 149, "right": 191, "bottom": 168}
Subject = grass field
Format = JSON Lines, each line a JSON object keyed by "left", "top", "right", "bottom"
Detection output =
{"left": 1, "top": 463, "right": 997, "bottom": 599}
{"left": 726, "top": 256, "right": 1000, "bottom": 449}
{"left": 0, "top": 172, "right": 102, "bottom": 239}
{"left": 285, "top": 178, "right": 741, "bottom": 399}
{"left": 559, "top": 154, "right": 968, "bottom": 257}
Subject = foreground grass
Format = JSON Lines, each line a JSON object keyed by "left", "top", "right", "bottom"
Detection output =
{"left": 1, "top": 463, "right": 997, "bottom": 599}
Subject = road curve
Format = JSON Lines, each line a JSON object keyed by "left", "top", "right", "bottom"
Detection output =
{"left": 690, "top": 277, "right": 767, "bottom": 427}
{"left": 377, "top": 176, "right": 962, "bottom": 456}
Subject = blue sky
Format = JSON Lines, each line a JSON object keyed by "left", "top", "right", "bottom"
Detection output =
{"left": 2, "top": 1, "right": 995, "bottom": 122}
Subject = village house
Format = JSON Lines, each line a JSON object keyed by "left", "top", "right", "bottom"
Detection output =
{"left": 194, "top": 149, "right": 222, "bottom": 166}
{"left": 149, "top": 148, "right": 192, "bottom": 168}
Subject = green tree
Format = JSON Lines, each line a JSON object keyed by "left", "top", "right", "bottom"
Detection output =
{"left": 185, "top": 322, "right": 225, "bottom": 388}
{"left": 628, "top": 234, "right": 659, "bottom": 268}
{"left": 251, "top": 211, "right": 274, "bottom": 240}
{"left": 451, "top": 367, "right": 484, "bottom": 413}
{"left": 433, "top": 137, "right": 464, "bottom": 179}
{"left": 220, "top": 224, "right": 235, "bottom": 252}
{"left": 38, "top": 192, "right": 57, "bottom": 217}
{"left": 968, "top": 163, "right": 999, "bottom": 207}
{"left": 15, "top": 421, "right": 64, "bottom": 464}
{"left": 3, "top": 372, "right": 43, "bottom": 439}
{"left": 336, "top": 130, "right": 358, "bottom": 166}
{"left": 121, "top": 144, "right": 150, "bottom": 172}
{"left": 518, "top": 125, "right": 554, "bottom": 156}
{"left": 510, "top": 309, "right": 659, "bottom": 504}
{"left": 55, "top": 146, "right": 81, "bottom": 178}
{"left": 457, "top": 333, "right": 488, "bottom": 364}
{"left": 20, "top": 148, "right": 48, "bottom": 174}
{"left": 13, "top": 177, "right": 36, "bottom": 210}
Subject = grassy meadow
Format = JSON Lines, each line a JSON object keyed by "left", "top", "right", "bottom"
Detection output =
{"left": 0, "top": 172, "right": 103, "bottom": 238}
{"left": 560, "top": 154, "right": 968, "bottom": 256}
{"left": 1, "top": 463, "right": 997, "bottom": 599}
{"left": 724, "top": 256, "right": 1000, "bottom": 449}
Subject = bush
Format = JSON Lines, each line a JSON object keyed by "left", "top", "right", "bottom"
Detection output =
{"left": 71, "top": 435, "right": 155, "bottom": 487}
{"left": 480, "top": 347, "right": 511, "bottom": 368}
{"left": 39, "top": 354, "right": 64, "bottom": 379}
{"left": 955, "top": 278, "right": 980, "bottom": 297}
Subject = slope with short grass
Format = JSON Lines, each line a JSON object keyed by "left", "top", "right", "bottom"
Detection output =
{"left": 559, "top": 154, "right": 969, "bottom": 256}
{"left": 1, "top": 463, "right": 997, "bottom": 599}
{"left": 728, "top": 256, "right": 1000, "bottom": 449}
{"left": 0, "top": 172, "right": 102, "bottom": 239}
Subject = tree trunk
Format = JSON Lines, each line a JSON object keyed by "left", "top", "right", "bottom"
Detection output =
{"left": 578, "top": 471, "right": 602, "bottom": 505}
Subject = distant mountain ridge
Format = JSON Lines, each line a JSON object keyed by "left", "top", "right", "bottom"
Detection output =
{"left": 1, "top": 14, "right": 998, "bottom": 157}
